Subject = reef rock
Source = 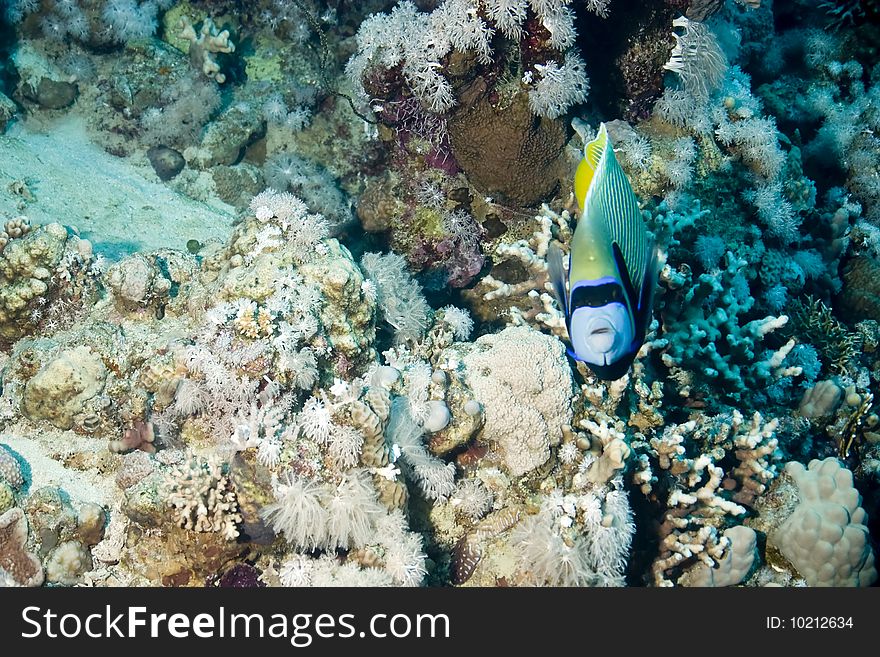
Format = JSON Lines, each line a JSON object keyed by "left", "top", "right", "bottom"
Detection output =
{"left": 22, "top": 346, "right": 108, "bottom": 430}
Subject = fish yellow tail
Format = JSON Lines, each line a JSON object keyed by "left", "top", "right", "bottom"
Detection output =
{"left": 574, "top": 124, "right": 609, "bottom": 211}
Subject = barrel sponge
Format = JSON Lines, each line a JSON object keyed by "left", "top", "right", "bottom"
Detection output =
{"left": 771, "top": 458, "right": 877, "bottom": 587}
{"left": 460, "top": 326, "right": 574, "bottom": 477}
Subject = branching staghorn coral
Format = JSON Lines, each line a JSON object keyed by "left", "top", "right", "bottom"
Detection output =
{"left": 653, "top": 250, "right": 799, "bottom": 400}
{"left": 473, "top": 204, "right": 571, "bottom": 336}
{"left": 162, "top": 457, "right": 242, "bottom": 540}
{"left": 638, "top": 409, "right": 780, "bottom": 586}
{"left": 577, "top": 413, "right": 632, "bottom": 485}
{"left": 178, "top": 16, "right": 235, "bottom": 84}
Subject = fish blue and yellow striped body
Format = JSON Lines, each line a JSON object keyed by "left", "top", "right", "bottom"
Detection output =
{"left": 549, "top": 123, "right": 658, "bottom": 380}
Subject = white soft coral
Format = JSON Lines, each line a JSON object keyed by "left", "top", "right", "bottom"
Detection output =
{"left": 528, "top": 51, "right": 590, "bottom": 119}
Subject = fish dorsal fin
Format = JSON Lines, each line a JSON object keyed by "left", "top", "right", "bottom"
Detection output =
{"left": 574, "top": 123, "right": 609, "bottom": 211}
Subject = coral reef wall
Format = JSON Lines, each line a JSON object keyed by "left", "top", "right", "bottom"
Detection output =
{"left": 0, "top": 0, "right": 878, "bottom": 589}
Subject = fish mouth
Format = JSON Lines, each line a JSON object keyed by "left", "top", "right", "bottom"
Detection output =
{"left": 569, "top": 301, "right": 633, "bottom": 368}
{"left": 586, "top": 317, "right": 618, "bottom": 358}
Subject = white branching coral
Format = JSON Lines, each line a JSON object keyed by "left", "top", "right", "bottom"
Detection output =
{"left": 438, "top": 305, "right": 474, "bottom": 341}
{"left": 510, "top": 484, "right": 634, "bottom": 586}
{"left": 479, "top": 204, "right": 571, "bottom": 336}
{"left": 262, "top": 469, "right": 388, "bottom": 552}
{"left": 654, "top": 61, "right": 788, "bottom": 217}
{"left": 360, "top": 252, "right": 431, "bottom": 344}
{"left": 679, "top": 525, "right": 758, "bottom": 587}
{"left": 528, "top": 51, "right": 590, "bottom": 119}
{"left": 275, "top": 510, "right": 426, "bottom": 587}
{"left": 327, "top": 424, "right": 364, "bottom": 470}
{"left": 584, "top": 0, "right": 611, "bottom": 17}
{"left": 248, "top": 190, "right": 330, "bottom": 265}
{"left": 229, "top": 393, "right": 294, "bottom": 468}
{"left": 176, "top": 334, "right": 262, "bottom": 441}
{"left": 262, "top": 472, "right": 330, "bottom": 550}
{"left": 299, "top": 396, "right": 334, "bottom": 443}
{"left": 347, "top": 0, "right": 590, "bottom": 117}
{"left": 662, "top": 15, "right": 727, "bottom": 99}
{"left": 484, "top": 0, "right": 528, "bottom": 38}
{"left": 511, "top": 509, "right": 594, "bottom": 586}
{"left": 641, "top": 408, "right": 782, "bottom": 586}
{"left": 578, "top": 413, "right": 632, "bottom": 484}
{"left": 322, "top": 473, "right": 387, "bottom": 550}
{"left": 587, "top": 488, "right": 636, "bottom": 585}
{"left": 162, "top": 457, "right": 242, "bottom": 540}
{"left": 173, "top": 265, "right": 325, "bottom": 446}
{"left": 729, "top": 411, "right": 780, "bottom": 506}
{"left": 279, "top": 553, "right": 313, "bottom": 587}
{"left": 387, "top": 397, "right": 456, "bottom": 501}
{"left": 450, "top": 478, "right": 494, "bottom": 519}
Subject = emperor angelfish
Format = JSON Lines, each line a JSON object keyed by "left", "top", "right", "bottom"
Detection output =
{"left": 549, "top": 122, "right": 659, "bottom": 381}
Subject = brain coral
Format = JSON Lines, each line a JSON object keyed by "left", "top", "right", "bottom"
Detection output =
{"left": 454, "top": 326, "right": 574, "bottom": 477}
{"left": 447, "top": 90, "right": 566, "bottom": 207}
{"left": 770, "top": 458, "right": 877, "bottom": 587}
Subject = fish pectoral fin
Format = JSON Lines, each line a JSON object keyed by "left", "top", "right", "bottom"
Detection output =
{"left": 547, "top": 242, "right": 569, "bottom": 319}
{"left": 611, "top": 242, "right": 638, "bottom": 315}
{"left": 635, "top": 245, "right": 661, "bottom": 342}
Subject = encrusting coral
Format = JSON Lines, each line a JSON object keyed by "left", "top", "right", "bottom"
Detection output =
{"left": 0, "top": 507, "right": 43, "bottom": 587}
